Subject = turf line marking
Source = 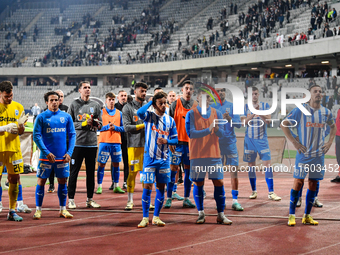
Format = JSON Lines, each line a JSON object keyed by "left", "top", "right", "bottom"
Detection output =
{"left": 146, "top": 224, "right": 281, "bottom": 255}
{"left": 299, "top": 241, "right": 340, "bottom": 255}
{"left": 1, "top": 213, "right": 112, "bottom": 233}
{"left": 0, "top": 215, "right": 197, "bottom": 253}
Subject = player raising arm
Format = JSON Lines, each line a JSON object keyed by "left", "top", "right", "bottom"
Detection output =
{"left": 137, "top": 92, "right": 178, "bottom": 228}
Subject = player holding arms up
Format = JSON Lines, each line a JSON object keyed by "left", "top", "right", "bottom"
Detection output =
{"left": 33, "top": 91, "right": 76, "bottom": 219}
{"left": 96, "top": 92, "right": 125, "bottom": 194}
{"left": 186, "top": 89, "right": 232, "bottom": 224}
{"left": 137, "top": 92, "right": 178, "bottom": 228}
{"left": 0, "top": 81, "right": 29, "bottom": 221}
{"left": 281, "top": 84, "right": 336, "bottom": 226}
{"left": 242, "top": 87, "right": 281, "bottom": 201}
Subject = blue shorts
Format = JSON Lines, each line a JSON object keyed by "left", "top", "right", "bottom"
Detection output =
{"left": 170, "top": 144, "right": 190, "bottom": 166}
{"left": 190, "top": 158, "right": 223, "bottom": 182}
{"left": 221, "top": 142, "right": 239, "bottom": 166}
{"left": 37, "top": 161, "right": 69, "bottom": 179}
{"left": 243, "top": 136, "right": 271, "bottom": 162}
{"left": 294, "top": 153, "right": 325, "bottom": 180}
{"left": 97, "top": 143, "right": 122, "bottom": 164}
{"left": 140, "top": 155, "right": 171, "bottom": 184}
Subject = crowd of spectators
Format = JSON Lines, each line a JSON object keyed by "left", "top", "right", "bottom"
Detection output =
{"left": 26, "top": 77, "right": 59, "bottom": 86}
{"left": 0, "top": 44, "right": 16, "bottom": 66}
{"left": 37, "top": 42, "right": 71, "bottom": 67}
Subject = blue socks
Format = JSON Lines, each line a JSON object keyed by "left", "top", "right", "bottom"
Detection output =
{"left": 265, "top": 167, "right": 274, "bottom": 193}
{"left": 142, "top": 188, "right": 152, "bottom": 218}
{"left": 97, "top": 166, "right": 105, "bottom": 185}
{"left": 58, "top": 184, "right": 68, "bottom": 207}
{"left": 184, "top": 168, "right": 191, "bottom": 198}
{"left": 35, "top": 184, "right": 45, "bottom": 207}
{"left": 231, "top": 190, "right": 238, "bottom": 200}
{"left": 173, "top": 183, "right": 178, "bottom": 192}
{"left": 214, "top": 186, "right": 225, "bottom": 213}
{"left": 167, "top": 171, "right": 176, "bottom": 198}
{"left": 289, "top": 189, "right": 299, "bottom": 215}
{"left": 193, "top": 184, "right": 204, "bottom": 211}
{"left": 298, "top": 183, "right": 304, "bottom": 199}
{"left": 305, "top": 189, "right": 316, "bottom": 215}
{"left": 315, "top": 181, "right": 319, "bottom": 197}
{"left": 248, "top": 166, "right": 256, "bottom": 191}
{"left": 112, "top": 166, "right": 120, "bottom": 183}
{"left": 0, "top": 186, "right": 2, "bottom": 201}
{"left": 154, "top": 188, "right": 165, "bottom": 217}
{"left": 17, "top": 184, "right": 23, "bottom": 201}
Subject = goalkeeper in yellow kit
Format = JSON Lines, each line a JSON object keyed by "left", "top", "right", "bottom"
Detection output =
{"left": 0, "top": 81, "right": 29, "bottom": 221}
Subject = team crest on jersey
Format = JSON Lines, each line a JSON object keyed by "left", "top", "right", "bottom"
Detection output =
{"left": 90, "top": 107, "right": 94, "bottom": 113}
{"left": 15, "top": 110, "right": 19, "bottom": 116}
{"left": 60, "top": 117, "right": 65, "bottom": 123}
{"left": 226, "top": 108, "right": 231, "bottom": 113}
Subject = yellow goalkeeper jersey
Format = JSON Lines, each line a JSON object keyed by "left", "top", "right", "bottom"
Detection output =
{"left": 0, "top": 101, "right": 24, "bottom": 152}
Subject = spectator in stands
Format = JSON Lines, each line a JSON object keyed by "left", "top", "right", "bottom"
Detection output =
{"left": 334, "top": 85, "right": 339, "bottom": 104}
{"left": 328, "top": 96, "right": 334, "bottom": 110}
{"left": 322, "top": 92, "right": 327, "bottom": 107}
{"left": 332, "top": 75, "right": 337, "bottom": 89}
{"left": 311, "top": 14, "right": 316, "bottom": 29}
{"left": 317, "top": 13, "right": 323, "bottom": 29}
{"left": 325, "top": 27, "right": 333, "bottom": 37}
{"left": 31, "top": 103, "right": 41, "bottom": 123}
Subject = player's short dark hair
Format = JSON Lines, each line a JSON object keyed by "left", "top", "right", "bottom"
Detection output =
{"left": 152, "top": 91, "right": 167, "bottom": 105}
{"left": 105, "top": 92, "right": 116, "bottom": 99}
{"left": 79, "top": 81, "right": 90, "bottom": 89}
{"left": 309, "top": 84, "right": 322, "bottom": 91}
{"left": 118, "top": 90, "right": 126, "bottom": 94}
{"left": 135, "top": 82, "right": 148, "bottom": 90}
{"left": 127, "top": 95, "right": 133, "bottom": 103}
{"left": 182, "top": 80, "right": 194, "bottom": 87}
{"left": 252, "top": 86, "right": 259, "bottom": 92}
{"left": 0, "top": 81, "right": 13, "bottom": 93}
{"left": 44, "top": 91, "right": 60, "bottom": 102}
{"left": 197, "top": 87, "right": 212, "bottom": 95}
{"left": 154, "top": 87, "right": 162, "bottom": 93}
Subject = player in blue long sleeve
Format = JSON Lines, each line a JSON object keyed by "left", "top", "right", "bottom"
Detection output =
{"left": 33, "top": 91, "right": 76, "bottom": 219}
{"left": 212, "top": 87, "right": 244, "bottom": 211}
{"left": 136, "top": 92, "right": 178, "bottom": 228}
{"left": 96, "top": 92, "right": 125, "bottom": 194}
{"left": 185, "top": 88, "right": 232, "bottom": 225}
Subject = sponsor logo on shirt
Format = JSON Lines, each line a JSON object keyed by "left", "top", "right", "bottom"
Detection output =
{"left": 47, "top": 127, "right": 66, "bottom": 133}
{"left": 0, "top": 117, "right": 16, "bottom": 122}
{"left": 151, "top": 125, "right": 169, "bottom": 136}
{"left": 306, "top": 122, "right": 325, "bottom": 128}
